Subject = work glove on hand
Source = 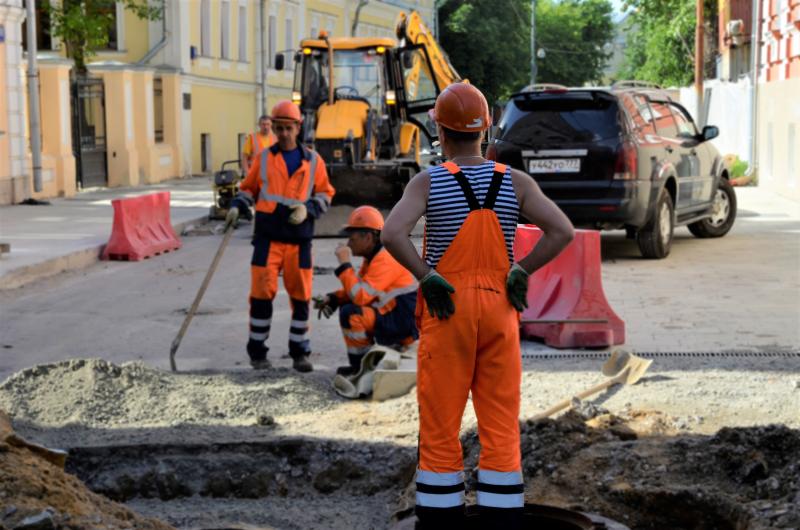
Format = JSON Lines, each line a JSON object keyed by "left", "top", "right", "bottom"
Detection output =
{"left": 506, "top": 262, "right": 530, "bottom": 312}
{"left": 313, "top": 293, "right": 339, "bottom": 319}
{"left": 288, "top": 203, "right": 308, "bottom": 225}
{"left": 224, "top": 207, "right": 239, "bottom": 231}
{"left": 420, "top": 269, "right": 456, "bottom": 320}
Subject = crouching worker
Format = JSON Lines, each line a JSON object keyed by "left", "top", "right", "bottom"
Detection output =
{"left": 314, "top": 206, "right": 418, "bottom": 375}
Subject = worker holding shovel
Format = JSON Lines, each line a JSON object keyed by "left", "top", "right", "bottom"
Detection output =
{"left": 382, "top": 83, "right": 573, "bottom": 529}
{"left": 227, "top": 100, "right": 335, "bottom": 372}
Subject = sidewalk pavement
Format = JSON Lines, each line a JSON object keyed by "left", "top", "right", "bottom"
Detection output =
{"left": 1, "top": 179, "right": 798, "bottom": 290}
{"left": 0, "top": 176, "right": 214, "bottom": 289}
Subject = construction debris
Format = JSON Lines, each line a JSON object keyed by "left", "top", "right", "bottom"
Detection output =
{"left": 0, "top": 410, "right": 173, "bottom": 530}
{"left": 2, "top": 360, "right": 799, "bottom": 529}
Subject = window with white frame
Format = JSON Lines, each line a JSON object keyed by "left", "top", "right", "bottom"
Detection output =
{"left": 201, "top": 0, "right": 211, "bottom": 56}
{"left": 311, "top": 13, "right": 320, "bottom": 38}
{"left": 269, "top": 14, "right": 277, "bottom": 67}
{"left": 285, "top": 12, "right": 294, "bottom": 53}
{"left": 238, "top": 4, "right": 248, "bottom": 61}
{"left": 221, "top": 1, "right": 231, "bottom": 59}
{"left": 326, "top": 15, "right": 336, "bottom": 35}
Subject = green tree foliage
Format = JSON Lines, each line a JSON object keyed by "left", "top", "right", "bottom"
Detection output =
{"left": 437, "top": 0, "right": 614, "bottom": 104}
{"left": 534, "top": 0, "right": 615, "bottom": 87}
{"left": 43, "top": 0, "right": 162, "bottom": 73}
{"left": 617, "top": 0, "right": 717, "bottom": 86}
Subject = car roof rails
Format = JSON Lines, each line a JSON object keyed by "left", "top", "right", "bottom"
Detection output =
{"left": 612, "top": 80, "right": 663, "bottom": 90}
{"left": 520, "top": 83, "right": 570, "bottom": 92}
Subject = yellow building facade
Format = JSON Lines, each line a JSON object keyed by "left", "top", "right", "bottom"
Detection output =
{"left": 0, "top": 0, "right": 435, "bottom": 205}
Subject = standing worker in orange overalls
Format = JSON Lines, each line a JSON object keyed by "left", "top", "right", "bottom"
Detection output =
{"left": 226, "top": 100, "right": 335, "bottom": 372}
{"left": 382, "top": 83, "right": 574, "bottom": 529}
{"left": 314, "top": 206, "right": 418, "bottom": 376}
{"left": 240, "top": 115, "right": 277, "bottom": 175}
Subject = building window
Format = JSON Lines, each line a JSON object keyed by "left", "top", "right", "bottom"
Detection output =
{"left": 21, "top": 5, "right": 52, "bottom": 51}
{"left": 201, "top": 133, "right": 212, "bottom": 173}
{"left": 326, "top": 15, "right": 336, "bottom": 35}
{"left": 310, "top": 13, "right": 320, "bottom": 38}
{"left": 201, "top": 0, "right": 211, "bottom": 56}
{"left": 238, "top": 5, "right": 247, "bottom": 61}
{"left": 153, "top": 78, "right": 164, "bottom": 143}
{"left": 238, "top": 133, "right": 247, "bottom": 160}
{"left": 221, "top": 1, "right": 231, "bottom": 59}
{"left": 285, "top": 16, "right": 293, "bottom": 54}
{"left": 268, "top": 15, "right": 277, "bottom": 67}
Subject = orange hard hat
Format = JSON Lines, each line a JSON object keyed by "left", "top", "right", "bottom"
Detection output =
{"left": 428, "top": 82, "right": 491, "bottom": 132}
{"left": 270, "top": 100, "right": 303, "bottom": 123}
{"left": 344, "top": 206, "right": 384, "bottom": 231}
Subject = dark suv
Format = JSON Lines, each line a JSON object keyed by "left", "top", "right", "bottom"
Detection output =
{"left": 487, "top": 82, "right": 737, "bottom": 259}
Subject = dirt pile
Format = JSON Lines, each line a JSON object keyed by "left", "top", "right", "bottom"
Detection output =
{"left": 0, "top": 410, "right": 173, "bottom": 530}
{"left": 463, "top": 411, "right": 799, "bottom": 529}
{"left": 0, "top": 359, "right": 339, "bottom": 447}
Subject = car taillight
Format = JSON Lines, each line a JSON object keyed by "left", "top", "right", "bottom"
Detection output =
{"left": 485, "top": 142, "right": 497, "bottom": 161}
{"left": 614, "top": 141, "right": 637, "bottom": 180}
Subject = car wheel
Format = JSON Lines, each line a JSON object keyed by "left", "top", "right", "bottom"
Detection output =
{"left": 688, "top": 177, "right": 737, "bottom": 238}
{"left": 637, "top": 190, "right": 674, "bottom": 259}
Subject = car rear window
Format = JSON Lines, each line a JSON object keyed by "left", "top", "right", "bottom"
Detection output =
{"left": 499, "top": 92, "right": 621, "bottom": 144}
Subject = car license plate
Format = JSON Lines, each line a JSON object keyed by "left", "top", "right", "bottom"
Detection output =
{"left": 528, "top": 158, "right": 581, "bottom": 174}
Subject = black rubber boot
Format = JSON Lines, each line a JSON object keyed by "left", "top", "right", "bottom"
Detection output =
{"left": 415, "top": 506, "right": 467, "bottom": 530}
{"left": 247, "top": 341, "right": 270, "bottom": 370}
{"left": 291, "top": 351, "right": 313, "bottom": 373}
{"left": 475, "top": 506, "right": 524, "bottom": 530}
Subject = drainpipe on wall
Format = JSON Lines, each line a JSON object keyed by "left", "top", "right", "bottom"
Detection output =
{"left": 25, "top": 0, "right": 43, "bottom": 194}
{"left": 745, "top": 0, "right": 760, "bottom": 179}
{"left": 258, "top": 0, "right": 266, "bottom": 115}
{"left": 137, "top": 1, "right": 167, "bottom": 65}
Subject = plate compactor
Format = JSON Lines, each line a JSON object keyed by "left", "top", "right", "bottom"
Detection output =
{"left": 209, "top": 159, "right": 243, "bottom": 220}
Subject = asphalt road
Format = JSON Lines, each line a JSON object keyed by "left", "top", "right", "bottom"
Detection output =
{"left": 0, "top": 187, "right": 798, "bottom": 381}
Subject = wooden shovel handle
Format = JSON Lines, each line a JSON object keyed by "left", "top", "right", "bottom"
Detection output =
{"left": 531, "top": 372, "right": 625, "bottom": 421}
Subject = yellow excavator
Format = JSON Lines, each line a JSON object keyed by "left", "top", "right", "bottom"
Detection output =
{"left": 275, "top": 11, "right": 460, "bottom": 205}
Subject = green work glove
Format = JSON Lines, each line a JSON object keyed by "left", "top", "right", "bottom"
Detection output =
{"left": 420, "top": 269, "right": 456, "bottom": 320}
{"left": 312, "top": 293, "right": 338, "bottom": 319}
{"left": 224, "top": 207, "right": 239, "bottom": 231}
{"left": 506, "top": 263, "right": 530, "bottom": 312}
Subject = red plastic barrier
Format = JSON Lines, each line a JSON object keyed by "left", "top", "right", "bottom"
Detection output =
{"left": 513, "top": 225, "right": 624, "bottom": 348}
{"left": 102, "top": 191, "right": 182, "bottom": 261}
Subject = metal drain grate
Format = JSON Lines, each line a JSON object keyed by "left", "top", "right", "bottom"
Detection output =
{"left": 522, "top": 350, "right": 800, "bottom": 360}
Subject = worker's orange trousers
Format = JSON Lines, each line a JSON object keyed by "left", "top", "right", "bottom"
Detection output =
{"left": 249, "top": 240, "right": 312, "bottom": 358}
{"left": 415, "top": 209, "right": 523, "bottom": 526}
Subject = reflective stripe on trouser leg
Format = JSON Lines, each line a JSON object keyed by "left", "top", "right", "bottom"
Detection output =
{"left": 414, "top": 469, "right": 466, "bottom": 527}
{"left": 476, "top": 469, "right": 524, "bottom": 508}
{"left": 249, "top": 297, "right": 273, "bottom": 343}
{"left": 415, "top": 470, "right": 465, "bottom": 508}
{"left": 340, "top": 303, "right": 376, "bottom": 368}
{"left": 288, "top": 299, "right": 310, "bottom": 356}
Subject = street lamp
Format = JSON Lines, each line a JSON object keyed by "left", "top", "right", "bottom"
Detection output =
{"left": 530, "top": 0, "right": 537, "bottom": 85}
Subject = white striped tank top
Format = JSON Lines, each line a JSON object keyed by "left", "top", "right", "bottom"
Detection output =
{"left": 424, "top": 161, "right": 520, "bottom": 269}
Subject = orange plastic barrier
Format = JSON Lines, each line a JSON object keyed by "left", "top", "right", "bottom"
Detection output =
{"left": 513, "top": 225, "right": 624, "bottom": 348}
{"left": 102, "top": 191, "right": 182, "bottom": 261}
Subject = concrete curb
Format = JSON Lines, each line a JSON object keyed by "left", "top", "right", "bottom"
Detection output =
{"left": 0, "top": 215, "right": 209, "bottom": 291}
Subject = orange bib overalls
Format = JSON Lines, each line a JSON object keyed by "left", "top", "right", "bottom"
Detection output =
{"left": 415, "top": 161, "right": 524, "bottom": 528}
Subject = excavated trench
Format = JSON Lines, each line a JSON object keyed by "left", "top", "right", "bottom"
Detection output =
{"left": 3, "top": 360, "right": 799, "bottom": 529}
{"left": 61, "top": 417, "right": 800, "bottom": 530}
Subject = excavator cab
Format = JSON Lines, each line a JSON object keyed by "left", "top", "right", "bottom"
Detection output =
{"left": 277, "top": 11, "right": 459, "bottom": 205}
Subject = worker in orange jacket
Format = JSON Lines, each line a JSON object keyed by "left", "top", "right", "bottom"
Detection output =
{"left": 382, "top": 83, "right": 574, "bottom": 529}
{"left": 314, "top": 206, "right": 418, "bottom": 375}
{"left": 227, "top": 100, "right": 335, "bottom": 372}
{"left": 240, "top": 115, "right": 277, "bottom": 175}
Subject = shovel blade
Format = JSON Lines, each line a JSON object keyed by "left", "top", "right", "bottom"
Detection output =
{"left": 602, "top": 349, "right": 653, "bottom": 384}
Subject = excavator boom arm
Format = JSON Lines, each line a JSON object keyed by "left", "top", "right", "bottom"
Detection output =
{"left": 396, "top": 11, "right": 461, "bottom": 91}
